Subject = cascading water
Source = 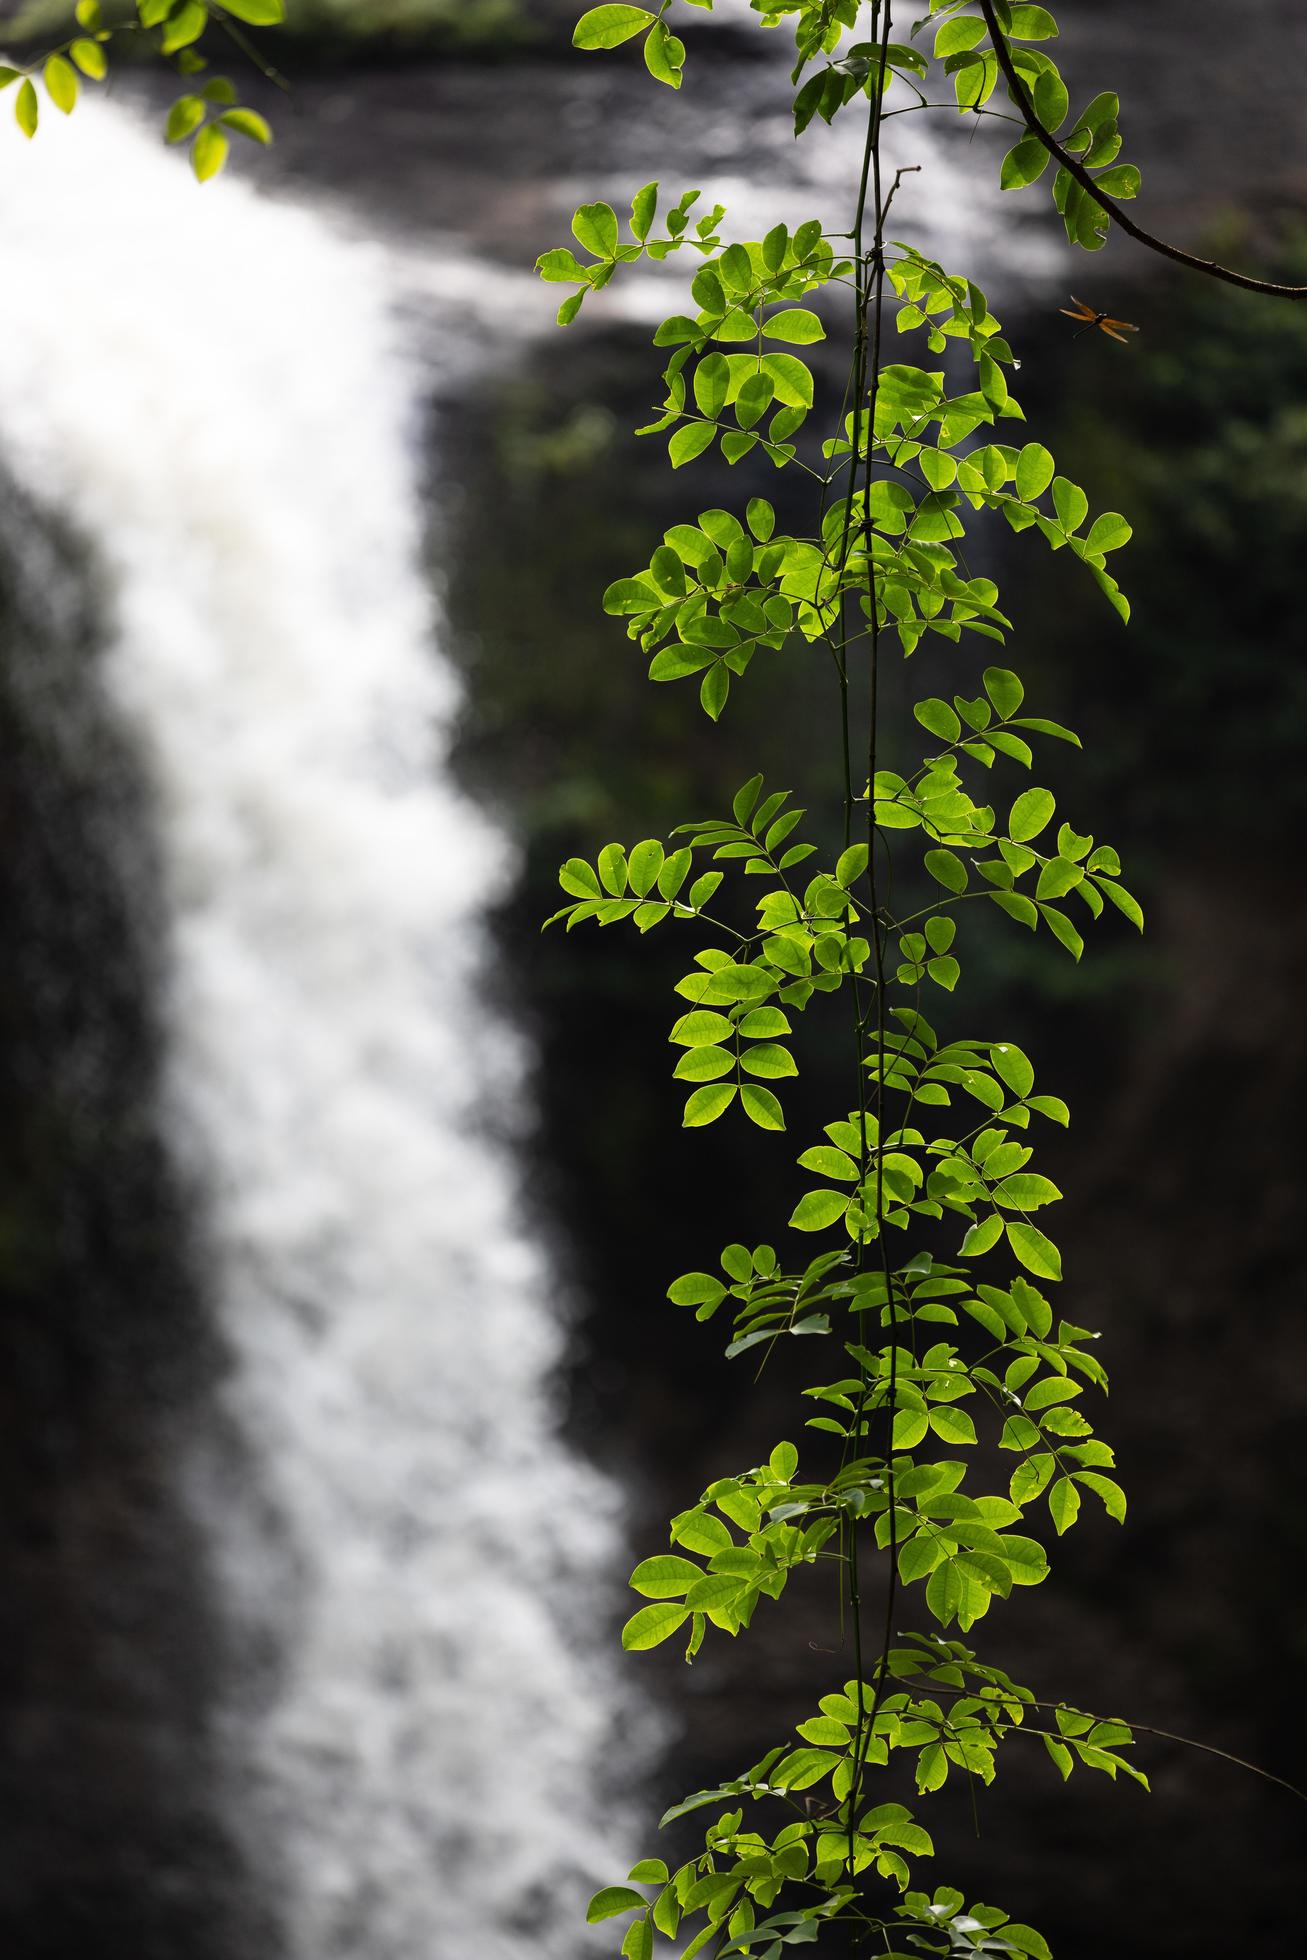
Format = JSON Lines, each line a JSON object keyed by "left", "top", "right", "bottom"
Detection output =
{"left": 0, "top": 99, "right": 630, "bottom": 1957}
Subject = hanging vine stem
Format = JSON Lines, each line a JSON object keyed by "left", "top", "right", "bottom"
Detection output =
{"left": 535, "top": 2, "right": 1302, "bottom": 1955}
{"left": 973, "top": 0, "right": 1307, "bottom": 300}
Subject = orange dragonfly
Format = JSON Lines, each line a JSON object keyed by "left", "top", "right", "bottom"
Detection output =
{"left": 1060, "top": 295, "right": 1140, "bottom": 344}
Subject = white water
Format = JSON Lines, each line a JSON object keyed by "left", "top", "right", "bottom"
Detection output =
{"left": 0, "top": 100, "right": 629, "bottom": 1957}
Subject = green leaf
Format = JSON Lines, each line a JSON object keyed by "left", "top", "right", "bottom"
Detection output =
{"left": 914, "top": 696, "right": 962, "bottom": 743}
{"left": 621, "top": 1603, "right": 689, "bottom": 1652}
{"left": 983, "top": 666, "right": 1024, "bottom": 717}
{"left": 622, "top": 1917, "right": 654, "bottom": 1960}
{"left": 222, "top": 0, "right": 284, "bottom": 18}
{"left": 836, "top": 844, "right": 868, "bottom": 887}
{"left": 763, "top": 308, "right": 825, "bottom": 344}
{"left": 994, "top": 1173, "right": 1062, "bottom": 1210}
{"left": 739, "top": 1007, "right": 790, "bottom": 1038}
{"left": 573, "top": 4, "right": 654, "bottom": 48}
{"left": 630, "top": 1555, "right": 704, "bottom": 1598}
{"left": 929, "top": 1405, "right": 977, "bottom": 1446}
{"left": 644, "top": 20, "right": 686, "bottom": 87}
{"left": 916, "top": 1742, "right": 949, "bottom": 1791}
{"left": 1075, "top": 1471, "right": 1127, "bottom": 1522}
{"left": 1015, "top": 443, "right": 1055, "bottom": 502}
{"left": 1002, "top": 1926, "right": 1054, "bottom": 1960}
{"left": 628, "top": 1860, "right": 668, "bottom": 1885}
{"left": 684, "top": 1083, "right": 737, "bottom": 1127}
{"left": 735, "top": 372, "right": 775, "bottom": 430}
{"left": 670, "top": 422, "right": 717, "bottom": 468}
{"left": 961, "top": 1214, "right": 1004, "bottom": 1258}
{"left": 797, "top": 1145, "right": 858, "bottom": 1181}
{"left": 1085, "top": 511, "right": 1132, "bottom": 555}
{"left": 631, "top": 180, "right": 658, "bottom": 240}
{"left": 1008, "top": 787, "right": 1055, "bottom": 842}
{"left": 1007, "top": 1221, "right": 1063, "bottom": 1282}
{"left": 1040, "top": 902, "right": 1085, "bottom": 960}
{"left": 747, "top": 497, "right": 776, "bottom": 541}
{"left": 70, "top": 38, "right": 108, "bottom": 78}
{"left": 603, "top": 576, "right": 660, "bottom": 614}
{"left": 587, "top": 1885, "right": 649, "bottom": 1922}
{"left": 990, "top": 1041, "right": 1034, "bottom": 1097}
{"left": 221, "top": 107, "right": 272, "bottom": 144}
{"left": 166, "top": 93, "right": 205, "bottom": 142}
{"left": 761, "top": 353, "right": 814, "bottom": 413}
{"left": 1010, "top": 1453, "right": 1055, "bottom": 1509}
{"left": 694, "top": 352, "right": 729, "bottom": 419}
{"left": 935, "top": 14, "right": 984, "bottom": 55}
{"left": 1051, "top": 475, "right": 1088, "bottom": 533}
{"left": 1094, "top": 163, "right": 1140, "bottom": 199}
{"left": 1000, "top": 135, "right": 1049, "bottom": 190}
{"left": 789, "top": 1189, "right": 850, "bottom": 1232}
{"left": 573, "top": 200, "right": 620, "bottom": 258}
{"left": 160, "top": 0, "right": 207, "bottom": 54}
{"left": 741, "top": 1084, "right": 785, "bottom": 1129}
{"left": 700, "top": 664, "right": 728, "bottom": 718}
{"left": 741, "top": 1044, "right": 796, "bottom": 1081}
{"left": 43, "top": 53, "right": 79, "bottom": 111}
{"left": 191, "top": 122, "right": 229, "bottom": 181}
{"left": 924, "top": 848, "right": 968, "bottom": 893}
{"left": 1008, "top": 4, "right": 1058, "bottom": 38}
{"left": 1043, "top": 1733, "right": 1074, "bottom": 1780}
{"left": 671, "top": 1009, "right": 735, "bottom": 1048}
{"left": 1100, "top": 878, "right": 1144, "bottom": 930}
{"left": 15, "top": 78, "right": 38, "bottom": 137}
{"left": 559, "top": 857, "right": 600, "bottom": 899}
{"left": 1048, "top": 1475, "right": 1081, "bottom": 1535}
{"left": 627, "top": 838, "right": 664, "bottom": 896}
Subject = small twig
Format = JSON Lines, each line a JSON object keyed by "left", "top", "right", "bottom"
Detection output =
{"left": 975, "top": 0, "right": 1307, "bottom": 300}
{"left": 215, "top": 10, "right": 291, "bottom": 92}
{"left": 879, "top": 162, "right": 920, "bottom": 234}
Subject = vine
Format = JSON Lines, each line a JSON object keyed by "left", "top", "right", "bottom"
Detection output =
{"left": 538, "top": 3, "right": 1299, "bottom": 1955}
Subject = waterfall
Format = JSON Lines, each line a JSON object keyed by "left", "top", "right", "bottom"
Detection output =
{"left": 0, "top": 98, "right": 629, "bottom": 1957}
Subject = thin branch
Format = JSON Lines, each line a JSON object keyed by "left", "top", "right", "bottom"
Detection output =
{"left": 975, "top": 0, "right": 1307, "bottom": 300}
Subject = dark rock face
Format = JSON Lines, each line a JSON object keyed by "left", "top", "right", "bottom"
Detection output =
{"left": 0, "top": 474, "right": 274, "bottom": 1960}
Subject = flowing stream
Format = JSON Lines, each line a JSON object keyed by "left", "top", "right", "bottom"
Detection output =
{"left": 0, "top": 99, "right": 628, "bottom": 1957}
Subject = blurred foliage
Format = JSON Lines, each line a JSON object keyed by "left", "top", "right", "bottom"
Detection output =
{"left": 0, "top": 0, "right": 540, "bottom": 51}
{"left": 1014, "top": 226, "right": 1307, "bottom": 849}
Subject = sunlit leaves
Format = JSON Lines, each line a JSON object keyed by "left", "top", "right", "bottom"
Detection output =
{"left": 573, "top": 3, "right": 652, "bottom": 46}
{"left": 1006, "top": 1220, "right": 1064, "bottom": 1282}
{"left": 222, "top": 107, "right": 273, "bottom": 145}
{"left": 621, "top": 1602, "right": 689, "bottom": 1650}
{"left": 645, "top": 20, "right": 686, "bottom": 87}
{"left": 537, "top": 0, "right": 1161, "bottom": 1945}
{"left": 587, "top": 1885, "right": 649, "bottom": 1922}
{"left": 190, "top": 122, "right": 228, "bottom": 180}
{"left": 14, "top": 77, "right": 38, "bottom": 137}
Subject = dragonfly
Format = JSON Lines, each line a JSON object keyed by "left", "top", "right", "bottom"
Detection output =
{"left": 1059, "top": 295, "right": 1140, "bottom": 344}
